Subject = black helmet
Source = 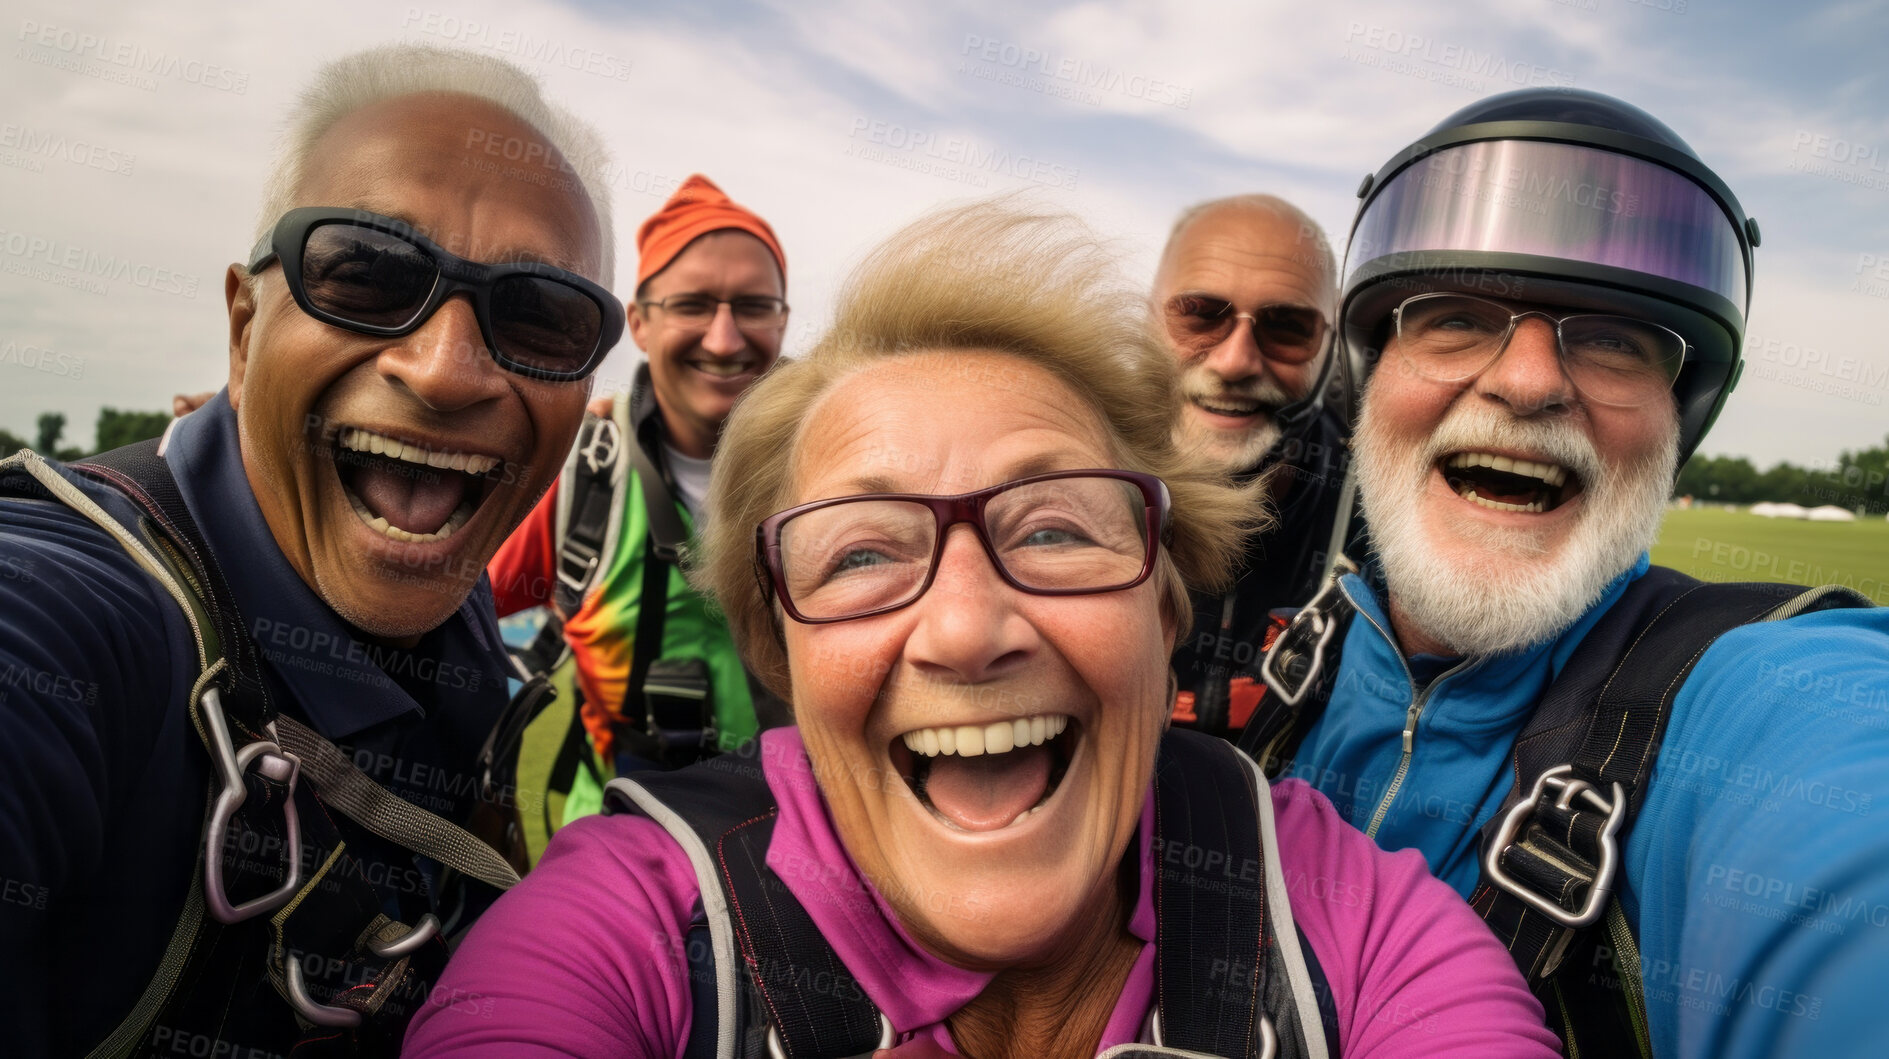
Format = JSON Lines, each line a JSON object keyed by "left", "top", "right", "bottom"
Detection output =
{"left": 1338, "top": 87, "right": 1758, "bottom": 463}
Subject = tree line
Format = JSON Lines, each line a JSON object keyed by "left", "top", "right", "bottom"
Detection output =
{"left": 4, "top": 409, "right": 1886, "bottom": 516}
{"left": 0, "top": 409, "right": 172, "bottom": 462}
{"left": 1674, "top": 435, "right": 1889, "bottom": 514}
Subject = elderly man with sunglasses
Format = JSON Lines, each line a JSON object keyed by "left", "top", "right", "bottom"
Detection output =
{"left": 0, "top": 46, "right": 619, "bottom": 1056}
{"left": 488, "top": 174, "right": 790, "bottom": 833}
{"left": 1152, "top": 194, "right": 1357, "bottom": 743}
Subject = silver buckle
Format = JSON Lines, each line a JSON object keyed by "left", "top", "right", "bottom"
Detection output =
{"left": 1258, "top": 554, "right": 1356, "bottom": 710}
{"left": 1147, "top": 1007, "right": 1275, "bottom": 1059}
{"left": 201, "top": 686, "right": 303, "bottom": 924}
{"left": 765, "top": 1013, "right": 892, "bottom": 1059}
{"left": 554, "top": 540, "right": 601, "bottom": 595}
{"left": 1483, "top": 763, "right": 1627, "bottom": 928}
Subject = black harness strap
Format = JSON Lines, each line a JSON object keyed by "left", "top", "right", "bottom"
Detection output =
{"left": 1153, "top": 731, "right": 1271, "bottom": 1056}
{"left": 1238, "top": 563, "right": 1357, "bottom": 778}
{"left": 1470, "top": 568, "right": 1870, "bottom": 1057}
{"left": 1470, "top": 570, "right": 1804, "bottom": 977}
{"left": 719, "top": 813, "right": 886, "bottom": 1058}
{"left": 624, "top": 733, "right": 1332, "bottom": 1059}
{"left": 622, "top": 748, "right": 884, "bottom": 1059}
{"left": 75, "top": 440, "right": 276, "bottom": 730}
{"left": 36, "top": 442, "right": 485, "bottom": 1055}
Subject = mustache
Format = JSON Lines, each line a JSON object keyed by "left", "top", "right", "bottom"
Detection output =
{"left": 1178, "top": 366, "right": 1295, "bottom": 410}
{"left": 1418, "top": 403, "right": 1606, "bottom": 487}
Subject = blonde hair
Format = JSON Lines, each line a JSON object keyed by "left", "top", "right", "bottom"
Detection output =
{"left": 256, "top": 44, "right": 616, "bottom": 285}
{"left": 694, "top": 201, "right": 1270, "bottom": 699}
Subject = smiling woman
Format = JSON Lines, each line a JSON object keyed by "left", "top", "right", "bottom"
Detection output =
{"left": 405, "top": 203, "right": 1562, "bottom": 1059}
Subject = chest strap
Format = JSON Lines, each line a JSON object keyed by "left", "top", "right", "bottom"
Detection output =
{"left": 4, "top": 445, "right": 518, "bottom": 1057}
{"left": 1471, "top": 570, "right": 1868, "bottom": 964}
{"left": 610, "top": 732, "right": 1333, "bottom": 1059}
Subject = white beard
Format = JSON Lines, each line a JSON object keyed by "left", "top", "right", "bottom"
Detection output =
{"left": 1353, "top": 389, "right": 1678, "bottom": 657}
{"left": 1175, "top": 365, "right": 1293, "bottom": 474}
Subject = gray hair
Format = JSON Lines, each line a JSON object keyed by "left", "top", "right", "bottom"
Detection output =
{"left": 255, "top": 44, "right": 616, "bottom": 286}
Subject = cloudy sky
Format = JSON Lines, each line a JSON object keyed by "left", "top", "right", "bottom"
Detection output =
{"left": 2, "top": 0, "right": 1884, "bottom": 466}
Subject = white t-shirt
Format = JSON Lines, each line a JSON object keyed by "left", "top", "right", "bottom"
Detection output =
{"left": 663, "top": 443, "right": 713, "bottom": 527}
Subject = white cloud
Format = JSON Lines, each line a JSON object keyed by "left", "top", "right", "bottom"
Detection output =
{"left": 1, "top": 0, "right": 1882, "bottom": 465}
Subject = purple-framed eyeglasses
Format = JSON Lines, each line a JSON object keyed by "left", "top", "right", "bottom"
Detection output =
{"left": 755, "top": 469, "right": 1171, "bottom": 624}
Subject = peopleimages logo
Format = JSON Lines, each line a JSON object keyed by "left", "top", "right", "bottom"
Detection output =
{"left": 0, "top": 228, "right": 199, "bottom": 298}
{"left": 400, "top": 9, "right": 633, "bottom": 81}
{"left": 0, "top": 122, "right": 135, "bottom": 175}
{"left": 957, "top": 34, "right": 1193, "bottom": 110}
{"left": 846, "top": 118, "right": 1079, "bottom": 191}
{"left": 15, "top": 20, "right": 250, "bottom": 93}
{"left": 1341, "top": 22, "right": 1574, "bottom": 90}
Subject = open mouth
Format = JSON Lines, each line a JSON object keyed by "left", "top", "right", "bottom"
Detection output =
{"left": 892, "top": 714, "right": 1077, "bottom": 833}
{"left": 1190, "top": 396, "right": 1268, "bottom": 419}
{"left": 332, "top": 427, "right": 504, "bottom": 544}
{"left": 1440, "top": 451, "right": 1584, "bottom": 514}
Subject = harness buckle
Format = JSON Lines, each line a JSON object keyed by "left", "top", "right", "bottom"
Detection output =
{"left": 1147, "top": 1007, "right": 1276, "bottom": 1059}
{"left": 579, "top": 414, "right": 622, "bottom": 476}
{"left": 1258, "top": 559, "right": 1354, "bottom": 709}
{"left": 554, "top": 539, "right": 602, "bottom": 598}
{"left": 1483, "top": 763, "right": 1627, "bottom": 928}
{"left": 201, "top": 686, "right": 303, "bottom": 924}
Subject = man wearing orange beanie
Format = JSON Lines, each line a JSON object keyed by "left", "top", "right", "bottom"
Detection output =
{"left": 489, "top": 175, "right": 789, "bottom": 851}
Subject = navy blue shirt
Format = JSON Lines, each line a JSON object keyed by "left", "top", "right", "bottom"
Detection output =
{"left": 0, "top": 392, "right": 510, "bottom": 1056}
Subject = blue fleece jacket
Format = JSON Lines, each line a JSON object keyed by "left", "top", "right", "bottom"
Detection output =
{"left": 1290, "top": 555, "right": 1889, "bottom": 1059}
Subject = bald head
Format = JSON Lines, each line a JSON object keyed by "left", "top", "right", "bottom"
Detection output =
{"left": 1153, "top": 194, "right": 1337, "bottom": 474}
{"left": 1156, "top": 195, "right": 1335, "bottom": 311}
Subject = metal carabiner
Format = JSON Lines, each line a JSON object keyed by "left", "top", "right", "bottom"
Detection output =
{"left": 369, "top": 912, "right": 441, "bottom": 959}
{"left": 201, "top": 686, "right": 303, "bottom": 924}
{"left": 284, "top": 952, "right": 364, "bottom": 1028}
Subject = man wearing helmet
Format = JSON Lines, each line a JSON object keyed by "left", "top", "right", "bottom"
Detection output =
{"left": 1244, "top": 89, "right": 1889, "bottom": 1058}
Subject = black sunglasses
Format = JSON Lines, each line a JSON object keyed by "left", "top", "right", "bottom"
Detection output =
{"left": 247, "top": 207, "right": 624, "bottom": 381}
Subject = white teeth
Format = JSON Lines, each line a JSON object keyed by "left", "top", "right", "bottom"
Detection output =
{"left": 1455, "top": 486, "right": 1546, "bottom": 514}
{"left": 1444, "top": 451, "right": 1570, "bottom": 490}
{"left": 339, "top": 427, "right": 500, "bottom": 475}
{"left": 902, "top": 714, "right": 1070, "bottom": 758}
{"left": 956, "top": 725, "right": 985, "bottom": 757}
{"left": 985, "top": 721, "right": 1013, "bottom": 755}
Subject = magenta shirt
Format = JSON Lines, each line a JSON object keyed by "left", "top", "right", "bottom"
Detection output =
{"left": 407, "top": 729, "right": 1559, "bottom": 1057}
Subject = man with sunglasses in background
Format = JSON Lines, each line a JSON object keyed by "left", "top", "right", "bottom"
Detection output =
{"left": 1241, "top": 88, "right": 1889, "bottom": 1057}
{"left": 489, "top": 174, "right": 790, "bottom": 838}
{"left": 0, "top": 46, "right": 618, "bottom": 1056}
{"left": 1153, "top": 194, "right": 1357, "bottom": 744}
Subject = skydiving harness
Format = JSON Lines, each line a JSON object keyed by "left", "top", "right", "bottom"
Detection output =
{"left": 1239, "top": 557, "right": 1872, "bottom": 1058}
{"left": 0, "top": 443, "right": 522, "bottom": 1058}
{"left": 603, "top": 729, "right": 1341, "bottom": 1059}
{"left": 510, "top": 378, "right": 715, "bottom": 803}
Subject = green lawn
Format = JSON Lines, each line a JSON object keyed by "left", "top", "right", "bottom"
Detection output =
{"left": 1651, "top": 506, "right": 1889, "bottom": 605}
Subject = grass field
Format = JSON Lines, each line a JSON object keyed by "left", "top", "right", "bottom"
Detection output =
{"left": 1651, "top": 506, "right": 1889, "bottom": 606}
